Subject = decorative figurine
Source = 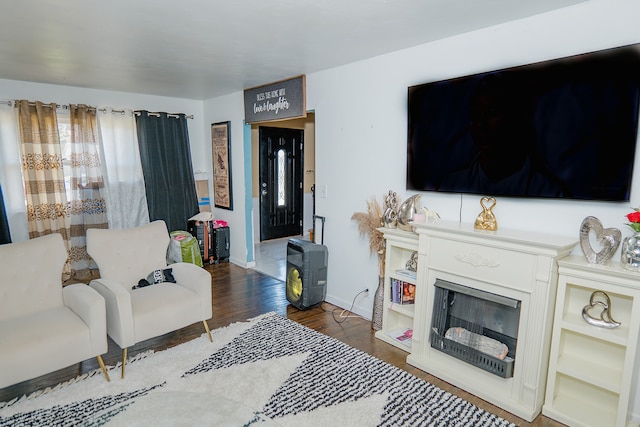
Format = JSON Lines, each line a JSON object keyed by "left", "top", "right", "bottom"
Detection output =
{"left": 474, "top": 196, "right": 498, "bottom": 231}
{"left": 382, "top": 190, "right": 399, "bottom": 229}
{"left": 397, "top": 194, "right": 421, "bottom": 232}
{"left": 421, "top": 206, "right": 440, "bottom": 223}
{"left": 582, "top": 290, "right": 621, "bottom": 329}
{"left": 579, "top": 216, "right": 621, "bottom": 264}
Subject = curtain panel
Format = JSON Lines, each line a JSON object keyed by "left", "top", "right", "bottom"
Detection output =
{"left": 67, "top": 104, "right": 108, "bottom": 280}
{"left": 136, "top": 111, "right": 199, "bottom": 233}
{"left": 16, "top": 100, "right": 72, "bottom": 279}
{"left": 97, "top": 108, "right": 149, "bottom": 229}
{"left": 0, "top": 185, "right": 10, "bottom": 244}
{"left": 0, "top": 102, "right": 28, "bottom": 243}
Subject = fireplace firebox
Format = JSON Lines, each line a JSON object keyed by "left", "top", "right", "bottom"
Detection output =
{"left": 430, "top": 279, "right": 520, "bottom": 378}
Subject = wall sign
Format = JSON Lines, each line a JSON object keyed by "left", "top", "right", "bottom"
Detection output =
{"left": 244, "top": 75, "right": 306, "bottom": 123}
{"left": 212, "top": 121, "right": 233, "bottom": 210}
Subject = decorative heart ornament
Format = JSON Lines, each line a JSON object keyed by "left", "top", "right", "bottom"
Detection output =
{"left": 579, "top": 216, "right": 621, "bottom": 264}
{"left": 474, "top": 196, "right": 497, "bottom": 231}
{"left": 582, "top": 290, "right": 621, "bottom": 329}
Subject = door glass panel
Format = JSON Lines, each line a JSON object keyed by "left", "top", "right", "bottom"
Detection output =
{"left": 277, "top": 148, "right": 286, "bottom": 206}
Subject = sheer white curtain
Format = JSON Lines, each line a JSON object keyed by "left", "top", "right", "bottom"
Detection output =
{"left": 0, "top": 102, "right": 28, "bottom": 242}
{"left": 97, "top": 107, "right": 149, "bottom": 229}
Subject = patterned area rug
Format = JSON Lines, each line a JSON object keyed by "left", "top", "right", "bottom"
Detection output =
{"left": 0, "top": 313, "right": 516, "bottom": 426}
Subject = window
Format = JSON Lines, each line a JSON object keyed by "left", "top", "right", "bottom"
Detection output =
{"left": 277, "top": 148, "right": 286, "bottom": 206}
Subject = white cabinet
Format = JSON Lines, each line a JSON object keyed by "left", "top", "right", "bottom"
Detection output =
{"left": 374, "top": 228, "right": 419, "bottom": 351}
{"left": 543, "top": 255, "right": 640, "bottom": 427}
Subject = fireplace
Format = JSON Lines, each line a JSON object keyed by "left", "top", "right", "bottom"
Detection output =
{"left": 430, "top": 279, "right": 520, "bottom": 378}
{"left": 407, "top": 221, "right": 576, "bottom": 422}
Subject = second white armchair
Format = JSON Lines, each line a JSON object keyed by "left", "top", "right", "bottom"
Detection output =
{"left": 87, "top": 220, "right": 212, "bottom": 378}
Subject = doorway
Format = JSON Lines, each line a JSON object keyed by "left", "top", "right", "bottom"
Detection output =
{"left": 259, "top": 126, "right": 304, "bottom": 241}
{"left": 251, "top": 113, "right": 315, "bottom": 280}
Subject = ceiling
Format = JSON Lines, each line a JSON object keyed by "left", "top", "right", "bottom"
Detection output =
{"left": 0, "top": 0, "right": 586, "bottom": 100}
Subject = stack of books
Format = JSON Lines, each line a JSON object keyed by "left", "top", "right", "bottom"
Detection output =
{"left": 390, "top": 279, "right": 415, "bottom": 305}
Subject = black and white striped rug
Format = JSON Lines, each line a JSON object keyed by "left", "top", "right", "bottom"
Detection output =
{"left": 0, "top": 313, "right": 516, "bottom": 426}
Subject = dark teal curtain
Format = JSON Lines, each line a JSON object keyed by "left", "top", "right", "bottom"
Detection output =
{"left": 0, "top": 185, "right": 11, "bottom": 244}
{"left": 135, "top": 112, "right": 199, "bottom": 233}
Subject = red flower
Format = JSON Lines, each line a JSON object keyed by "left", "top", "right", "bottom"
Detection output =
{"left": 626, "top": 209, "right": 640, "bottom": 233}
{"left": 627, "top": 212, "right": 640, "bottom": 223}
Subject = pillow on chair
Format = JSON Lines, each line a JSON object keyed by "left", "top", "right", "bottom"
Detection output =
{"left": 133, "top": 268, "right": 176, "bottom": 289}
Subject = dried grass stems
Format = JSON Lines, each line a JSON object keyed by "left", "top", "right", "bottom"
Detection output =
{"left": 351, "top": 197, "right": 386, "bottom": 276}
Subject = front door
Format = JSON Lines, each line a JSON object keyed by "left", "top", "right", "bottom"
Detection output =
{"left": 259, "top": 127, "right": 304, "bottom": 241}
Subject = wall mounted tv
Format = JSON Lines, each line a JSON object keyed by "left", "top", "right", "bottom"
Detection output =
{"left": 407, "top": 44, "right": 640, "bottom": 202}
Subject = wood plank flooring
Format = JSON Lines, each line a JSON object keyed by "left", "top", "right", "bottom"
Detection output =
{"left": 0, "top": 263, "right": 564, "bottom": 426}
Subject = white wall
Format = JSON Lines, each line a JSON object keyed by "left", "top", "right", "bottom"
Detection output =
{"left": 304, "top": 0, "right": 640, "bottom": 318}
{"left": 202, "top": 93, "right": 250, "bottom": 267}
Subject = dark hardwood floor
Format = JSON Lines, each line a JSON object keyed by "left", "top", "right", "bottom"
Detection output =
{"left": 0, "top": 263, "right": 564, "bottom": 426}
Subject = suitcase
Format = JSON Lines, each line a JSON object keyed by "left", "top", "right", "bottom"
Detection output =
{"left": 212, "top": 226, "right": 230, "bottom": 263}
{"left": 187, "top": 220, "right": 215, "bottom": 265}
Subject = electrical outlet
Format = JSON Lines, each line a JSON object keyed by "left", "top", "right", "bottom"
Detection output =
{"left": 364, "top": 288, "right": 370, "bottom": 297}
{"left": 319, "top": 184, "right": 328, "bottom": 198}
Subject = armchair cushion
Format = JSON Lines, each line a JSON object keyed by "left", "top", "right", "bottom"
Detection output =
{"left": 0, "top": 233, "right": 66, "bottom": 321}
{"left": 86, "top": 221, "right": 170, "bottom": 287}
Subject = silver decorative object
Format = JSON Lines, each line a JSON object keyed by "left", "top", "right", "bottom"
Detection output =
{"left": 579, "top": 216, "right": 621, "bottom": 264}
{"left": 620, "top": 233, "right": 640, "bottom": 271}
{"left": 397, "top": 194, "right": 420, "bottom": 232}
{"left": 582, "top": 290, "right": 621, "bottom": 329}
{"left": 383, "top": 190, "right": 399, "bottom": 229}
{"left": 405, "top": 251, "right": 418, "bottom": 272}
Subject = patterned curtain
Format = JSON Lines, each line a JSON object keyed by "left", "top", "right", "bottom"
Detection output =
{"left": 16, "top": 100, "right": 72, "bottom": 280}
{"left": 67, "top": 104, "right": 108, "bottom": 280}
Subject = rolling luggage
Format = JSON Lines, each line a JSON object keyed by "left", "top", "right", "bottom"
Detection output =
{"left": 212, "top": 225, "right": 230, "bottom": 263}
{"left": 187, "top": 219, "right": 215, "bottom": 265}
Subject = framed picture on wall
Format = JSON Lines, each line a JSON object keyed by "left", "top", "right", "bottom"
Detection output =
{"left": 211, "top": 121, "right": 233, "bottom": 210}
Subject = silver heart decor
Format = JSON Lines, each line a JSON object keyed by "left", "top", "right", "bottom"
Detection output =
{"left": 579, "top": 216, "right": 621, "bottom": 264}
{"left": 582, "top": 290, "right": 621, "bottom": 329}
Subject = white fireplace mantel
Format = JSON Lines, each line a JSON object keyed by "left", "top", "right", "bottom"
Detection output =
{"left": 407, "top": 221, "right": 577, "bottom": 422}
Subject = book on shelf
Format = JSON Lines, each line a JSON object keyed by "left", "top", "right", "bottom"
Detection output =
{"left": 387, "top": 328, "right": 413, "bottom": 345}
{"left": 394, "top": 268, "right": 417, "bottom": 280}
{"left": 390, "top": 279, "right": 415, "bottom": 305}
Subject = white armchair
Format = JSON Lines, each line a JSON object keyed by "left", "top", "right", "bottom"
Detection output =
{"left": 87, "top": 220, "right": 212, "bottom": 378}
{"left": 0, "top": 233, "right": 110, "bottom": 389}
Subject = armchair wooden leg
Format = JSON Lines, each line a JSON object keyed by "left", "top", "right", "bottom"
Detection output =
{"left": 121, "top": 348, "right": 127, "bottom": 379}
{"left": 96, "top": 355, "right": 110, "bottom": 382}
{"left": 203, "top": 320, "right": 213, "bottom": 342}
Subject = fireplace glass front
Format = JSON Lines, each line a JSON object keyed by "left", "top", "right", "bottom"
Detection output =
{"left": 430, "top": 279, "right": 521, "bottom": 378}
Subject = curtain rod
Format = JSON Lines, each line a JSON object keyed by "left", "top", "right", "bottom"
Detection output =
{"left": 1, "top": 100, "right": 193, "bottom": 119}
{"left": 133, "top": 110, "right": 194, "bottom": 119}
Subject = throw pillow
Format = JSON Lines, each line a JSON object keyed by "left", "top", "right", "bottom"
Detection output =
{"left": 132, "top": 268, "right": 176, "bottom": 290}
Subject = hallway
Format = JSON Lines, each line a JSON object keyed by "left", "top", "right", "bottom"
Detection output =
{"left": 252, "top": 237, "right": 292, "bottom": 282}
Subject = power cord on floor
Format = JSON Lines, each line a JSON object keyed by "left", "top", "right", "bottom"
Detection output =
{"left": 331, "top": 288, "right": 368, "bottom": 324}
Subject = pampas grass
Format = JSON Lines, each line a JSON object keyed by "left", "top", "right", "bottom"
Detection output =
{"left": 351, "top": 197, "right": 386, "bottom": 276}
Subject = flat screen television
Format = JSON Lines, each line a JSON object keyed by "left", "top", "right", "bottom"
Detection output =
{"left": 407, "top": 44, "right": 640, "bottom": 201}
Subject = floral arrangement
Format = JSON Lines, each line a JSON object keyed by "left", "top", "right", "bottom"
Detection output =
{"left": 626, "top": 208, "right": 640, "bottom": 233}
{"left": 351, "top": 196, "right": 386, "bottom": 277}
